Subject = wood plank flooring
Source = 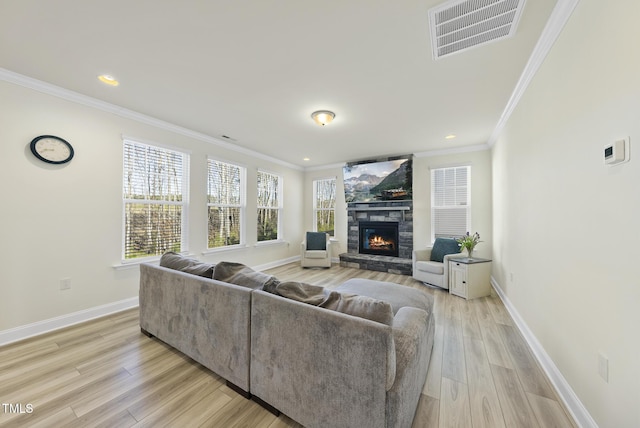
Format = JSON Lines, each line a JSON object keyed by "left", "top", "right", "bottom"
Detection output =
{"left": 0, "top": 263, "right": 576, "bottom": 427}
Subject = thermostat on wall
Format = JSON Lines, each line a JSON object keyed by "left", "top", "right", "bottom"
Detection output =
{"left": 604, "top": 137, "right": 629, "bottom": 165}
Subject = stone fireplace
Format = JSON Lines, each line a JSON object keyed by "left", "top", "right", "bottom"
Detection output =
{"left": 339, "top": 201, "right": 413, "bottom": 275}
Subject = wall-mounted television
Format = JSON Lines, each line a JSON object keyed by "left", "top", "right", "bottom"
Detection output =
{"left": 343, "top": 156, "right": 412, "bottom": 203}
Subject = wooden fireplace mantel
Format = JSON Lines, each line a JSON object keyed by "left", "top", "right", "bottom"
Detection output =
{"left": 347, "top": 206, "right": 410, "bottom": 220}
{"left": 346, "top": 206, "right": 410, "bottom": 211}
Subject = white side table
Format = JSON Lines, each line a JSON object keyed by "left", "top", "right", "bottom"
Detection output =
{"left": 448, "top": 257, "right": 492, "bottom": 299}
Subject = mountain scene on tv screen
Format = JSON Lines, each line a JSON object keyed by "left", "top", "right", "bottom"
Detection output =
{"left": 343, "top": 159, "right": 412, "bottom": 203}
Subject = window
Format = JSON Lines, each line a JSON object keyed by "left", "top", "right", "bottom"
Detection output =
{"left": 257, "top": 170, "right": 282, "bottom": 242}
{"left": 207, "top": 159, "right": 245, "bottom": 248}
{"left": 431, "top": 165, "right": 470, "bottom": 242}
{"left": 122, "top": 139, "right": 189, "bottom": 260}
{"left": 313, "top": 178, "right": 336, "bottom": 236}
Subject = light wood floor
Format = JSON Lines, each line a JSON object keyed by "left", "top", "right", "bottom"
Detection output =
{"left": 0, "top": 263, "right": 576, "bottom": 428}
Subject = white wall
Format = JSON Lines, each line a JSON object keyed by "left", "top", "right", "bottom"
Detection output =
{"left": 492, "top": 1, "right": 640, "bottom": 426}
{"left": 0, "top": 80, "right": 304, "bottom": 333}
{"left": 413, "top": 149, "right": 493, "bottom": 257}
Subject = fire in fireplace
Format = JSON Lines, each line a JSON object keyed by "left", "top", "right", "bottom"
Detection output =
{"left": 359, "top": 221, "right": 399, "bottom": 257}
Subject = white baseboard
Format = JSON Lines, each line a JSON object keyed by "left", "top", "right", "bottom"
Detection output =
{"left": 0, "top": 297, "right": 139, "bottom": 347}
{"left": 490, "top": 277, "right": 598, "bottom": 428}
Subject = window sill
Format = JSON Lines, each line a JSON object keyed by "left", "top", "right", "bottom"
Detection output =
{"left": 112, "top": 258, "right": 159, "bottom": 271}
{"left": 202, "top": 244, "right": 247, "bottom": 255}
{"left": 254, "top": 239, "right": 287, "bottom": 247}
{"left": 112, "top": 252, "right": 195, "bottom": 270}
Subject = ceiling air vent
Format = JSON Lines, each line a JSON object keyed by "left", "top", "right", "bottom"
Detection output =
{"left": 429, "top": 0, "right": 527, "bottom": 59}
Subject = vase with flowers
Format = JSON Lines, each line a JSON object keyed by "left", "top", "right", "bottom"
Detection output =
{"left": 457, "top": 232, "right": 482, "bottom": 258}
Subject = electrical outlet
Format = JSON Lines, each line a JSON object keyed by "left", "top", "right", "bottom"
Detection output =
{"left": 598, "top": 352, "right": 609, "bottom": 382}
{"left": 60, "top": 278, "right": 71, "bottom": 291}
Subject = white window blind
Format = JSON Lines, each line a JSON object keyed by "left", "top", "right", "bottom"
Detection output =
{"left": 257, "top": 170, "right": 282, "bottom": 242}
{"left": 122, "top": 140, "right": 189, "bottom": 260}
{"left": 313, "top": 178, "right": 336, "bottom": 235}
{"left": 207, "top": 159, "right": 245, "bottom": 248}
{"left": 431, "top": 166, "right": 470, "bottom": 241}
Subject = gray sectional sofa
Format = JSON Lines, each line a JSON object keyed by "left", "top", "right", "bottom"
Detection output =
{"left": 139, "top": 262, "right": 254, "bottom": 394}
{"left": 139, "top": 253, "right": 435, "bottom": 428}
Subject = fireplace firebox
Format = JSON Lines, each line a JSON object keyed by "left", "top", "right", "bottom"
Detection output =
{"left": 358, "top": 221, "right": 399, "bottom": 257}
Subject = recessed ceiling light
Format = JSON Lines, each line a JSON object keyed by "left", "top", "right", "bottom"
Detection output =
{"left": 303, "top": 157, "right": 310, "bottom": 161}
{"left": 98, "top": 74, "right": 119, "bottom": 86}
{"left": 445, "top": 134, "right": 456, "bottom": 140}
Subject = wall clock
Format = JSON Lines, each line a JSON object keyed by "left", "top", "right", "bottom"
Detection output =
{"left": 30, "top": 135, "right": 74, "bottom": 164}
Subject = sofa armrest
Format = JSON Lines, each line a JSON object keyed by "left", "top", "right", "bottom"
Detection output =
{"left": 443, "top": 251, "right": 463, "bottom": 262}
{"left": 387, "top": 306, "right": 434, "bottom": 428}
{"left": 412, "top": 248, "right": 432, "bottom": 271}
{"left": 390, "top": 307, "right": 430, "bottom": 390}
{"left": 413, "top": 248, "right": 432, "bottom": 261}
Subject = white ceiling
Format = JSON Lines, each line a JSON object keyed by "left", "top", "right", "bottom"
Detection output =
{"left": 0, "top": 0, "right": 558, "bottom": 167}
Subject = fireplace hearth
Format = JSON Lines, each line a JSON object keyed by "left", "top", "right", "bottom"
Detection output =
{"left": 359, "top": 221, "right": 399, "bottom": 257}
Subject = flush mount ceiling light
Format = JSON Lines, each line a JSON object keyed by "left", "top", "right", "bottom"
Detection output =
{"left": 98, "top": 74, "right": 119, "bottom": 86}
{"left": 311, "top": 110, "right": 335, "bottom": 126}
{"left": 445, "top": 134, "right": 457, "bottom": 139}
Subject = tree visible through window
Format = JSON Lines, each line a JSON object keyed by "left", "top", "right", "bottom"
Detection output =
{"left": 431, "top": 165, "right": 470, "bottom": 242}
{"left": 314, "top": 178, "right": 336, "bottom": 236}
{"left": 208, "top": 159, "right": 245, "bottom": 248}
{"left": 122, "top": 140, "right": 188, "bottom": 260}
{"left": 257, "top": 170, "right": 281, "bottom": 242}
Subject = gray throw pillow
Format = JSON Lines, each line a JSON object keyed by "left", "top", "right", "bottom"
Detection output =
{"left": 270, "top": 281, "right": 394, "bottom": 326}
{"left": 159, "top": 251, "right": 215, "bottom": 278}
{"left": 212, "top": 261, "right": 279, "bottom": 290}
{"left": 325, "top": 292, "right": 394, "bottom": 326}
{"left": 269, "top": 281, "right": 328, "bottom": 305}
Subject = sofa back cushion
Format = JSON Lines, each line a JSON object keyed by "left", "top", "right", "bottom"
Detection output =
{"left": 269, "top": 281, "right": 394, "bottom": 326}
{"left": 212, "top": 261, "right": 280, "bottom": 290}
{"left": 159, "top": 251, "right": 215, "bottom": 278}
{"left": 429, "top": 238, "right": 461, "bottom": 263}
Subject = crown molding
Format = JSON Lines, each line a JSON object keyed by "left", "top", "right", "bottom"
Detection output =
{"left": 0, "top": 68, "right": 303, "bottom": 171}
{"left": 303, "top": 162, "right": 346, "bottom": 172}
{"left": 414, "top": 143, "right": 491, "bottom": 158}
{"left": 487, "top": 0, "right": 581, "bottom": 146}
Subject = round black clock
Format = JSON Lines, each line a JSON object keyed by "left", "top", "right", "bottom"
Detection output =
{"left": 30, "top": 135, "right": 74, "bottom": 164}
